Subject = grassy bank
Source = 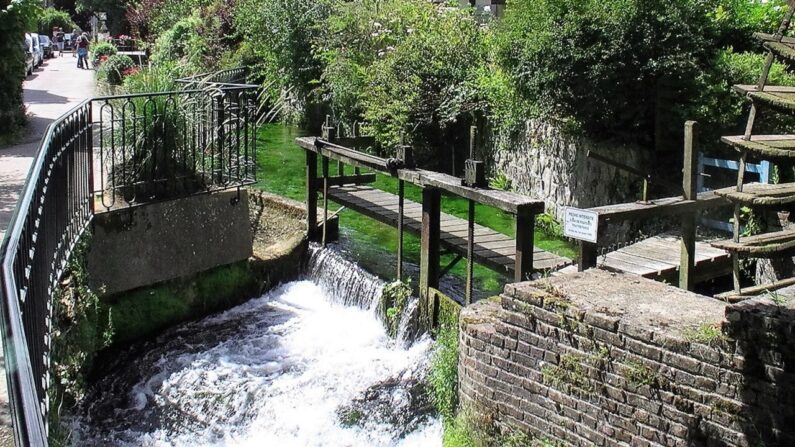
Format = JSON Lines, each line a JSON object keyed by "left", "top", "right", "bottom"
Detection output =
{"left": 254, "top": 124, "right": 575, "bottom": 296}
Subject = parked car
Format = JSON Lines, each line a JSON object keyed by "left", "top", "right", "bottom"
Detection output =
{"left": 39, "top": 35, "right": 53, "bottom": 59}
{"left": 22, "top": 38, "right": 34, "bottom": 76}
{"left": 29, "top": 32, "right": 43, "bottom": 67}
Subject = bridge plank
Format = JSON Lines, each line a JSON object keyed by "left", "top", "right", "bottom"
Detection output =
{"left": 325, "top": 185, "right": 572, "bottom": 274}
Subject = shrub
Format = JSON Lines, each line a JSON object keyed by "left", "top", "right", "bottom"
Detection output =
{"left": 495, "top": 0, "right": 720, "bottom": 146}
{"left": 0, "top": 0, "right": 40, "bottom": 139}
{"left": 98, "top": 54, "right": 135, "bottom": 85}
{"left": 91, "top": 41, "right": 117, "bottom": 66}
{"left": 151, "top": 15, "right": 205, "bottom": 73}
{"left": 37, "top": 7, "right": 75, "bottom": 35}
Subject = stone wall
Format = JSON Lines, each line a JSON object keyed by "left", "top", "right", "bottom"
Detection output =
{"left": 491, "top": 119, "right": 649, "bottom": 218}
{"left": 459, "top": 270, "right": 795, "bottom": 446}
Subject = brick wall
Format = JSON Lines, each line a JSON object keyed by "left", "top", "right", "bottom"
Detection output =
{"left": 458, "top": 270, "right": 795, "bottom": 446}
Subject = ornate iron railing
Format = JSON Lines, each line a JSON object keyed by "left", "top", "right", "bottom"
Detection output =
{"left": 0, "top": 79, "right": 257, "bottom": 445}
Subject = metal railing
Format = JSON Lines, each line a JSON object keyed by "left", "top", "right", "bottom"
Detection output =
{"left": 0, "top": 74, "right": 257, "bottom": 446}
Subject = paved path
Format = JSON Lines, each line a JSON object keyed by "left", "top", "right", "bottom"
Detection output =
{"left": 0, "top": 54, "right": 95, "bottom": 446}
{"left": 0, "top": 55, "right": 96, "bottom": 239}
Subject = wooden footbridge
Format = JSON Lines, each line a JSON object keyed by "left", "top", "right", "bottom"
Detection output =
{"left": 296, "top": 120, "right": 739, "bottom": 305}
{"left": 296, "top": 128, "right": 573, "bottom": 305}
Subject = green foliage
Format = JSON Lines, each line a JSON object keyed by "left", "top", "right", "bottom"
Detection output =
{"left": 151, "top": 15, "right": 204, "bottom": 71}
{"left": 536, "top": 213, "right": 563, "bottom": 239}
{"left": 91, "top": 41, "right": 117, "bottom": 66}
{"left": 382, "top": 279, "right": 412, "bottom": 337}
{"left": 97, "top": 53, "right": 134, "bottom": 85}
{"left": 488, "top": 172, "right": 512, "bottom": 191}
{"left": 346, "top": 2, "right": 486, "bottom": 162}
{"left": 621, "top": 360, "right": 657, "bottom": 388}
{"left": 49, "top": 232, "right": 113, "bottom": 444}
{"left": 234, "top": 0, "right": 333, "bottom": 121}
{"left": 684, "top": 322, "right": 729, "bottom": 347}
{"left": 0, "top": 0, "right": 41, "bottom": 138}
{"left": 495, "top": 0, "right": 719, "bottom": 145}
{"left": 429, "top": 323, "right": 460, "bottom": 423}
{"left": 37, "top": 7, "right": 75, "bottom": 35}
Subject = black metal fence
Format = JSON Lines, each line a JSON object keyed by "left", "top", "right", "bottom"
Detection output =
{"left": 0, "top": 73, "right": 257, "bottom": 446}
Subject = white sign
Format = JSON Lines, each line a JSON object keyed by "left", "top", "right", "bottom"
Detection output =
{"left": 563, "top": 207, "right": 599, "bottom": 243}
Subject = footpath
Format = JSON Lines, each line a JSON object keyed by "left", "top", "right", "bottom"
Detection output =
{"left": 0, "top": 53, "right": 95, "bottom": 446}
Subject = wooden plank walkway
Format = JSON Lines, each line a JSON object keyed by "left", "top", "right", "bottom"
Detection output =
{"left": 326, "top": 185, "right": 572, "bottom": 277}
{"left": 597, "top": 235, "right": 731, "bottom": 283}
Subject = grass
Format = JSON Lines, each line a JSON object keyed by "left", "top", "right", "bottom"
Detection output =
{"left": 254, "top": 124, "right": 576, "bottom": 295}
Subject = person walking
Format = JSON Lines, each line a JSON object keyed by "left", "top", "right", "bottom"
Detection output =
{"left": 76, "top": 33, "right": 90, "bottom": 69}
{"left": 71, "top": 29, "right": 80, "bottom": 57}
{"left": 54, "top": 28, "right": 65, "bottom": 57}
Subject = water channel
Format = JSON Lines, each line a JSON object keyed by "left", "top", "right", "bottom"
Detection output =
{"left": 70, "top": 247, "right": 443, "bottom": 446}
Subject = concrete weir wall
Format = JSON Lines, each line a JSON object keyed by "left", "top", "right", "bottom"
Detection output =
{"left": 459, "top": 270, "right": 795, "bottom": 446}
{"left": 88, "top": 190, "right": 253, "bottom": 295}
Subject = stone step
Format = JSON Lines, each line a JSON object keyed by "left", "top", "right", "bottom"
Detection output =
{"left": 733, "top": 84, "right": 795, "bottom": 115}
{"left": 721, "top": 134, "right": 795, "bottom": 160}
{"left": 710, "top": 229, "right": 795, "bottom": 258}
{"left": 713, "top": 182, "right": 795, "bottom": 206}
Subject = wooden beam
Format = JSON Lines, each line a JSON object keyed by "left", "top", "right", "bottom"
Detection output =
{"left": 515, "top": 208, "right": 535, "bottom": 282}
{"left": 305, "top": 150, "right": 318, "bottom": 240}
{"left": 589, "top": 191, "right": 729, "bottom": 224}
{"left": 680, "top": 121, "right": 698, "bottom": 291}
{"left": 313, "top": 173, "right": 377, "bottom": 188}
{"left": 420, "top": 188, "right": 441, "bottom": 301}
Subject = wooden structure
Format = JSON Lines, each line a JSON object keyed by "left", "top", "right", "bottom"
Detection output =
{"left": 327, "top": 185, "right": 571, "bottom": 275}
{"left": 709, "top": 8, "right": 795, "bottom": 300}
{"left": 579, "top": 122, "right": 733, "bottom": 290}
{"left": 594, "top": 235, "right": 731, "bottom": 284}
{"left": 296, "top": 131, "right": 564, "bottom": 307}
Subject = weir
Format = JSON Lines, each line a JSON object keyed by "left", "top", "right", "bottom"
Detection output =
{"left": 69, "top": 247, "right": 442, "bottom": 446}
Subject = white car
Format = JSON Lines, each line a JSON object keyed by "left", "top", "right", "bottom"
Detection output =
{"left": 29, "top": 32, "right": 43, "bottom": 67}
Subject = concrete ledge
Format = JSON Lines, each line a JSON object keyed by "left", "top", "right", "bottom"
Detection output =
{"left": 88, "top": 190, "right": 253, "bottom": 296}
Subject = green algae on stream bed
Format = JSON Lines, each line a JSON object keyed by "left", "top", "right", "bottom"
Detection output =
{"left": 254, "top": 124, "right": 576, "bottom": 296}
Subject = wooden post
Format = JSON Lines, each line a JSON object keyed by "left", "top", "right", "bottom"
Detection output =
{"left": 306, "top": 150, "right": 318, "bottom": 240}
{"left": 420, "top": 187, "right": 441, "bottom": 310}
{"left": 515, "top": 208, "right": 535, "bottom": 282}
{"left": 466, "top": 200, "right": 475, "bottom": 305}
{"left": 397, "top": 180, "right": 405, "bottom": 281}
{"left": 680, "top": 121, "right": 698, "bottom": 291}
{"left": 321, "top": 156, "right": 330, "bottom": 247}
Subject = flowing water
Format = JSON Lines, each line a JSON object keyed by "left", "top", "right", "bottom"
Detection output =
{"left": 70, "top": 247, "right": 443, "bottom": 446}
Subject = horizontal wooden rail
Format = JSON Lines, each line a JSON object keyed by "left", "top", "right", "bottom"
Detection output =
{"left": 296, "top": 137, "right": 544, "bottom": 216}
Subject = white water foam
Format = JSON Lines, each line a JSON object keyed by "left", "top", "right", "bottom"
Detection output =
{"left": 70, "top": 280, "right": 442, "bottom": 446}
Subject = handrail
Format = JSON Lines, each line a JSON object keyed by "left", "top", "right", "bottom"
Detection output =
{"left": 0, "top": 78, "right": 259, "bottom": 445}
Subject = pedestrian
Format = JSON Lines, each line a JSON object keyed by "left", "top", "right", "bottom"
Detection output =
{"left": 71, "top": 29, "right": 80, "bottom": 58}
{"left": 76, "top": 33, "right": 90, "bottom": 69}
{"left": 54, "top": 28, "right": 65, "bottom": 57}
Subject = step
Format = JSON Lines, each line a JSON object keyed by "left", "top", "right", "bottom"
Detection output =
{"left": 733, "top": 84, "right": 795, "bottom": 114}
{"left": 710, "top": 229, "right": 795, "bottom": 257}
{"left": 754, "top": 32, "right": 795, "bottom": 62}
{"left": 721, "top": 135, "right": 795, "bottom": 159}
{"left": 713, "top": 182, "right": 795, "bottom": 206}
{"left": 715, "top": 276, "right": 795, "bottom": 302}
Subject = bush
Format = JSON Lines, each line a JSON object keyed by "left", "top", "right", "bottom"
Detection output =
{"left": 0, "top": 0, "right": 40, "bottom": 139}
{"left": 151, "top": 15, "right": 204, "bottom": 72}
{"left": 495, "top": 0, "right": 721, "bottom": 146}
{"left": 91, "top": 41, "right": 117, "bottom": 66}
{"left": 37, "top": 7, "right": 75, "bottom": 35}
{"left": 315, "top": 0, "right": 486, "bottom": 165}
{"left": 98, "top": 54, "right": 135, "bottom": 85}
{"left": 234, "top": 0, "right": 334, "bottom": 122}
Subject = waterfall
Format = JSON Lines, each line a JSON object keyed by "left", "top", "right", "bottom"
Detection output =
{"left": 304, "top": 244, "right": 385, "bottom": 311}
{"left": 68, "top": 245, "right": 442, "bottom": 447}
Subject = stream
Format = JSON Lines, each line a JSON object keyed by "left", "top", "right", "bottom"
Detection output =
{"left": 69, "top": 247, "right": 443, "bottom": 446}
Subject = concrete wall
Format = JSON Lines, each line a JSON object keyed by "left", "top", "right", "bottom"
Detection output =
{"left": 459, "top": 270, "right": 795, "bottom": 446}
{"left": 491, "top": 119, "right": 648, "bottom": 219}
{"left": 88, "top": 190, "right": 253, "bottom": 296}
